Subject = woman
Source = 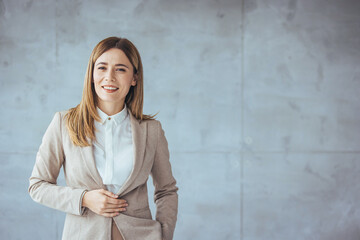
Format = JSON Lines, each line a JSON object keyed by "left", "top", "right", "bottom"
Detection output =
{"left": 28, "top": 37, "right": 178, "bottom": 240}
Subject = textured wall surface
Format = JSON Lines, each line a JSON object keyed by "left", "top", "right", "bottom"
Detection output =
{"left": 0, "top": 0, "right": 359, "bottom": 239}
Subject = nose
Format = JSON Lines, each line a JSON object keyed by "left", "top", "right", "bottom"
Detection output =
{"left": 104, "top": 69, "right": 115, "bottom": 82}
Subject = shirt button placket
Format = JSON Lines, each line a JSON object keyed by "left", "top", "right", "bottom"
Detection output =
{"left": 104, "top": 119, "right": 114, "bottom": 184}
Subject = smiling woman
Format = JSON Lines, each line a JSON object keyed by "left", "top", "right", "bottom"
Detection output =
{"left": 28, "top": 37, "right": 179, "bottom": 240}
{"left": 93, "top": 48, "right": 137, "bottom": 115}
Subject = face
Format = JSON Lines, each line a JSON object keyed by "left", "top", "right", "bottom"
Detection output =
{"left": 93, "top": 48, "right": 137, "bottom": 108}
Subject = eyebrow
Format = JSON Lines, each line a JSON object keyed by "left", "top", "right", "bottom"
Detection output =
{"left": 95, "top": 62, "right": 129, "bottom": 69}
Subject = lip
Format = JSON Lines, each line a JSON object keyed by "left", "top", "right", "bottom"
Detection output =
{"left": 102, "top": 85, "right": 119, "bottom": 93}
{"left": 102, "top": 85, "right": 119, "bottom": 89}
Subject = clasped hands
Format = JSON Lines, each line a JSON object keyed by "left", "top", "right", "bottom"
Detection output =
{"left": 82, "top": 189, "right": 128, "bottom": 217}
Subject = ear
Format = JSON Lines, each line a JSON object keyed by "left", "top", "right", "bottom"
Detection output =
{"left": 131, "top": 74, "right": 138, "bottom": 86}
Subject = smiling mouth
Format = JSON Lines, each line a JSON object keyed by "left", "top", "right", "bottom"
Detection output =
{"left": 102, "top": 86, "right": 119, "bottom": 92}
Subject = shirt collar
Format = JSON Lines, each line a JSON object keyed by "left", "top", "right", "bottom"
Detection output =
{"left": 96, "top": 104, "right": 128, "bottom": 126}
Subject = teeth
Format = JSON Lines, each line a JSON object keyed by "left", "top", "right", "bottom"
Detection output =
{"left": 103, "top": 86, "right": 118, "bottom": 90}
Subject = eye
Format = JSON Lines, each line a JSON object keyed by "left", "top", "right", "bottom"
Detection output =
{"left": 97, "top": 66, "right": 106, "bottom": 70}
{"left": 116, "top": 68, "right": 126, "bottom": 72}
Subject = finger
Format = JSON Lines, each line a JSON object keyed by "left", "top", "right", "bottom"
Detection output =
{"left": 102, "top": 211, "right": 121, "bottom": 218}
{"left": 106, "top": 197, "right": 128, "bottom": 205}
{"left": 106, "top": 202, "right": 128, "bottom": 209}
{"left": 103, "top": 207, "right": 127, "bottom": 213}
{"left": 103, "top": 201, "right": 128, "bottom": 209}
{"left": 101, "top": 189, "right": 119, "bottom": 199}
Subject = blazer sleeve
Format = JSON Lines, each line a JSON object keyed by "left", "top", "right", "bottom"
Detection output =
{"left": 151, "top": 121, "right": 179, "bottom": 240}
{"left": 28, "top": 112, "right": 88, "bottom": 216}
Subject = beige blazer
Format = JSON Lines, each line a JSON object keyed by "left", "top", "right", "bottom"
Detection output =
{"left": 28, "top": 109, "right": 178, "bottom": 240}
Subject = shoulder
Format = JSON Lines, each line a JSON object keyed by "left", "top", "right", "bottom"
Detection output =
{"left": 41, "top": 110, "right": 68, "bottom": 140}
{"left": 58, "top": 109, "right": 70, "bottom": 119}
{"left": 143, "top": 119, "right": 168, "bottom": 142}
{"left": 45, "top": 110, "right": 70, "bottom": 133}
{"left": 141, "top": 118, "right": 162, "bottom": 130}
{"left": 47, "top": 110, "right": 70, "bottom": 128}
{"left": 139, "top": 118, "right": 167, "bottom": 140}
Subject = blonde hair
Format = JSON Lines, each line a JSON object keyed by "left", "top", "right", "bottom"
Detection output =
{"left": 65, "top": 37, "right": 157, "bottom": 147}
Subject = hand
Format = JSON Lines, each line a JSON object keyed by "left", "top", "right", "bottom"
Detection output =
{"left": 82, "top": 189, "right": 128, "bottom": 217}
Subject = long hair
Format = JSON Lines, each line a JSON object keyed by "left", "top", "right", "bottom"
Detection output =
{"left": 65, "top": 37, "right": 157, "bottom": 147}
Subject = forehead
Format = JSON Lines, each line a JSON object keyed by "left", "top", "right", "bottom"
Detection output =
{"left": 95, "top": 48, "right": 132, "bottom": 66}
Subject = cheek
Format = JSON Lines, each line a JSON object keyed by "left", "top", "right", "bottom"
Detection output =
{"left": 93, "top": 73, "right": 99, "bottom": 83}
{"left": 93, "top": 75, "right": 102, "bottom": 88}
{"left": 92, "top": 76, "right": 101, "bottom": 92}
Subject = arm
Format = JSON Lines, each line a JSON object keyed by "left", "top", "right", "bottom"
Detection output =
{"left": 28, "top": 112, "right": 88, "bottom": 216}
{"left": 151, "top": 121, "right": 179, "bottom": 240}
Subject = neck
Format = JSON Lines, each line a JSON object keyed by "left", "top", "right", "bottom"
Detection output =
{"left": 97, "top": 100, "right": 125, "bottom": 116}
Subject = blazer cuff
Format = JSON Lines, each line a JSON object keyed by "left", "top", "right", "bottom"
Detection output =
{"left": 79, "top": 190, "right": 88, "bottom": 216}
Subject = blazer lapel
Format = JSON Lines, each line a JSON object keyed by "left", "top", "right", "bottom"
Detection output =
{"left": 79, "top": 141, "right": 105, "bottom": 188}
{"left": 116, "top": 109, "right": 147, "bottom": 196}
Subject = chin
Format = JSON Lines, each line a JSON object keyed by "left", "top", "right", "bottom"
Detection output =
{"left": 98, "top": 95, "right": 124, "bottom": 104}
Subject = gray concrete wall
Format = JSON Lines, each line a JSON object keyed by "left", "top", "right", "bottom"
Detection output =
{"left": 0, "top": 0, "right": 359, "bottom": 239}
